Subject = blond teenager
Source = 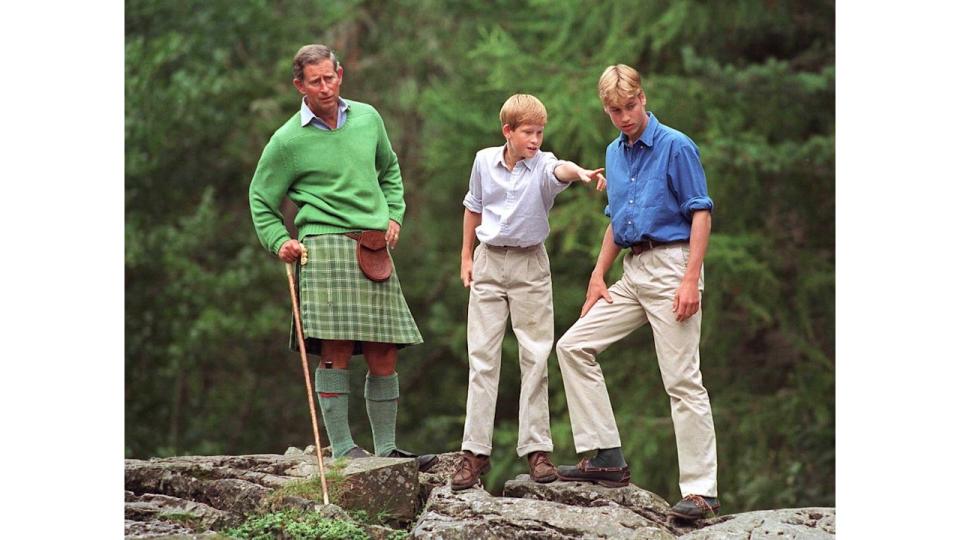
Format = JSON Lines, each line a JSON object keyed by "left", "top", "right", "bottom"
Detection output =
{"left": 553, "top": 65, "right": 720, "bottom": 519}
{"left": 451, "top": 94, "right": 605, "bottom": 490}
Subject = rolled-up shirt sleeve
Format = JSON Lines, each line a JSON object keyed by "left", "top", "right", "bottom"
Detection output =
{"left": 463, "top": 153, "right": 483, "bottom": 213}
{"left": 539, "top": 152, "right": 570, "bottom": 200}
{"left": 669, "top": 142, "right": 714, "bottom": 220}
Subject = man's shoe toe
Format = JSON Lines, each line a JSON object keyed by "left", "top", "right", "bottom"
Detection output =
{"left": 669, "top": 495, "right": 720, "bottom": 519}
{"left": 527, "top": 451, "right": 558, "bottom": 483}
{"left": 415, "top": 453, "right": 439, "bottom": 472}
{"left": 342, "top": 446, "right": 373, "bottom": 459}
{"left": 450, "top": 451, "right": 490, "bottom": 490}
{"left": 387, "top": 448, "right": 439, "bottom": 472}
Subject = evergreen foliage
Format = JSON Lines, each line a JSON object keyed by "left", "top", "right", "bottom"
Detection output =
{"left": 126, "top": 0, "right": 834, "bottom": 512}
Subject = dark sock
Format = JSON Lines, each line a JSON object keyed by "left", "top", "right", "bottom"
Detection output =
{"left": 590, "top": 447, "right": 626, "bottom": 468}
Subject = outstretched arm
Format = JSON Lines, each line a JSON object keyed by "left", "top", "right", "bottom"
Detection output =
{"left": 555, "top": 162, "right": 606, "bottom": 190}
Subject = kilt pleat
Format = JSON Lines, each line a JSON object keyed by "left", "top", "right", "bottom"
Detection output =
{"left": 290, "top": 234, "right": 423, "bottom": 355}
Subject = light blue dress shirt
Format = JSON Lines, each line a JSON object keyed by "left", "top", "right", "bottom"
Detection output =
{"left": 300, "top": 97, "right": 350, "bottom": 130}
{"left": 463, "top": 145, "right": 570, "bottom": 247}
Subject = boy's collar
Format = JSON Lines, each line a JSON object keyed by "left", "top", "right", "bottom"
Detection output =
{"left": 619, "top": 112, "right": 659, "bottom": 148}
{"left": 498, "top": 144, "right": 540, "bottom": 170}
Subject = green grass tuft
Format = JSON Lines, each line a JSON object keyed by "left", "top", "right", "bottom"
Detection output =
{"left": 263, "top": 462, "right": 348, "bottom": 509}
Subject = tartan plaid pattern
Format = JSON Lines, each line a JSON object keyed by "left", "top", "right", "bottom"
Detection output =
{"left": 292, "top": 234, "right": 422, "bottom": 351}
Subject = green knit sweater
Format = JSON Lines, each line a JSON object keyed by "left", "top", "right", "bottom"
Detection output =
{"left": 249, "top": 99, "right": 405, "bottom": 254}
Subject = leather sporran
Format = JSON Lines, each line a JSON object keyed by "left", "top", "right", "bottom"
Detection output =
{"left": 347, "top": 231, "right": 392, "bottom": 282}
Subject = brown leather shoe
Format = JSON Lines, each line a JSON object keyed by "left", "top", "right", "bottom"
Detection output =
{"left": 556, "top": 457, "right": 631, "bottom": 488}
{"left": 669, "top": 494, "right": 720, "bottom": 519}
{"left": 450, "top": 451, "right": 490, "bottom": 491}
{"left": 527, "top": 451, "right": 558, "bottom": 483}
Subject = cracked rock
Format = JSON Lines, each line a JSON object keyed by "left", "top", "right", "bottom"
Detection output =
{"left": 412, "top": 484, "right": 675, "bottom": 539}
{"left": 679, "top": 507, "right": 835, "bottom": 539}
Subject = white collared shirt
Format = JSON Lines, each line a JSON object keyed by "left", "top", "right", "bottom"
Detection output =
{"left": 463, "top": 145, "right": 570, "bottom": 247}
{"left": 300, "top": 97, "right": 350, "bottom": 130}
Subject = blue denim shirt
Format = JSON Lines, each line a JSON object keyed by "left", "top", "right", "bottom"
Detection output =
{"left": 603, "top": 112, "right": 713, "bottom": 247}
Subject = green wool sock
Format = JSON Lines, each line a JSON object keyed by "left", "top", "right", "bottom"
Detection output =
{"left": 315, "top": 368, "right": 356, "bottom": 458}
{"left": 364, "top": 373, "right": 399, "bottom": 457}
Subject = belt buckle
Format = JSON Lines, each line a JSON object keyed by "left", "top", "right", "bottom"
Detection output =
{"left": 632, "top": 240, "right": 652, "bottom": 255}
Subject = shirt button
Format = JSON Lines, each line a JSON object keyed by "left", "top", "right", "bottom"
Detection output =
{"left": 627, "top": 221, "right": 632, "bottom": 225}
{"left": 630, "top": 177, "right": 635, "bottom": 182}
{"left": 629, "top": 200, "right": 634, "bottom": 204}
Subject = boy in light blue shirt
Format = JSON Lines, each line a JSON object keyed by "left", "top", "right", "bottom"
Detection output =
{"left": 451, "top": 94, "right": 605, "bottom": 490}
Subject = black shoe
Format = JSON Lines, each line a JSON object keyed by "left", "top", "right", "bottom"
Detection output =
{"left": 669, "top": 494, "right": 720, "bottom": 519}
{"left": 387, "top": 448, "right": 439, "bottom": 472}
{"left": 343, "top": 446, "right": 373, "bottom": 459}
{"left": 556, "top": 458, "right": 630, "bottom": 488}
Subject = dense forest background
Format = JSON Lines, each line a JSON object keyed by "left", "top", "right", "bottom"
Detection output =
{"left": 125, "top": 0, "right": 834, "bottom": 513}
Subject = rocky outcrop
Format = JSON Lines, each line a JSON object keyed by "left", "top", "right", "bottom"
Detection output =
{"left": 124, "top": 450, "right": 835, "bottom": 539}
{"left": 124, "top": 454, "right": 323, "bottom": 517}
{"left": 124, "top": 450, "right": 416, "bottom": 538}
{"left": 412, "top": 484, "right": 675, "bottom": 539}
{"left": 679, "top": 508, "right": 835, "bottom": 539}
{"left": 412, "top": 457, "right": 835, "bottom": 540}
{"left": 338, "top": 456, "right": 419, "bottom": 522}
{"left": 503, "top": 474, "right": 709, "bottom": 536}
{"left": 416, "top": 451, "right": 462, "bottom": 504}
{"left": 124, "top": 491, "right": 235, "bottom": 531}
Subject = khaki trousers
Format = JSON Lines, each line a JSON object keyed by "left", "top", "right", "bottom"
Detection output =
{"left": 556, "top": 244, "right": 718, "bottom": 497}
{"left": 461, "top": 243, "right": 554, "bottom": 457}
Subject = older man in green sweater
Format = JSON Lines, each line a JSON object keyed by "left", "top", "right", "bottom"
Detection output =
{"left": 249, "top": 44, "right": 436, "bottom": 471}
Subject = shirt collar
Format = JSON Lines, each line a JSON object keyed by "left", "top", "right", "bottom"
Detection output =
{"left": 299, "top": 97, "right": 350, "bottom": 127}
{"left": 619, "top": 112, "right": 659, "bottom": 148}
{"left": 497, "top": 144, "right": 540, "bottom": 171}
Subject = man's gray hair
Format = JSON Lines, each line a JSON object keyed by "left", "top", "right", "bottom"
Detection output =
{"left": 292, "top": 44, "right": 340, "bottom": 81}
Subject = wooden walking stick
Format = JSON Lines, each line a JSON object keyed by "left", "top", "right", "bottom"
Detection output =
{"left": 285, "top": 260, "right": 330, "bottom": 505}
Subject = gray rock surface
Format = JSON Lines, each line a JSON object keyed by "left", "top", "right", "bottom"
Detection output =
{"left": 503, "top": 474, "right": 707, "bottom": 535}
{"left": 124, "top": 492, "right": 236, "bottom": 531}
{"left": 680, "top": 508, "right": 835, "bottom": 539}
{"left": 417, "top": 451, "right": 464, "bottom": 503}
{"left": 124, "top": 518, "right": 227, "bottom": 539}
{"left": 125, "top": 452, "right": 414, "bottom": 538}
{"left": 412, "top": 484, "right": 675, "bottom": 539}
{"left": 125, "top": 451, "right": 835, "bottom": 540}
{"left": 338, "top": 455, "right": 420, "bottom": 522}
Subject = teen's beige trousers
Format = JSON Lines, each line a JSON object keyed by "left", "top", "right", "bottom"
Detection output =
{"left": 461, "top": 243, "right": 554, "bottom": 457}
{"left": 556, "top": 244, "right": 718, "bottom": 497}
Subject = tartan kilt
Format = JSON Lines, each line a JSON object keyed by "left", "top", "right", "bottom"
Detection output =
{"left": 290, "top": 233, "right": 423, "bottom": 356}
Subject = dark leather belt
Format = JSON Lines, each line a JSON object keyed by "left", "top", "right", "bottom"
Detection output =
{"left": 484, "top": 243, "right": 541, "bottom": 251}
{"left": 630, "top": 239, "right": 688, "bottom": 255}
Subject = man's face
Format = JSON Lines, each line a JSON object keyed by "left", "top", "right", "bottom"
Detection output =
{"left": 294, "top": 59, "right": 343, "bottom": 116}
{"left": 503, "top": 122, "right": 545, "bottom": 160}
{"left": 604, "top": 92, "right": 647, "bottom": 141}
